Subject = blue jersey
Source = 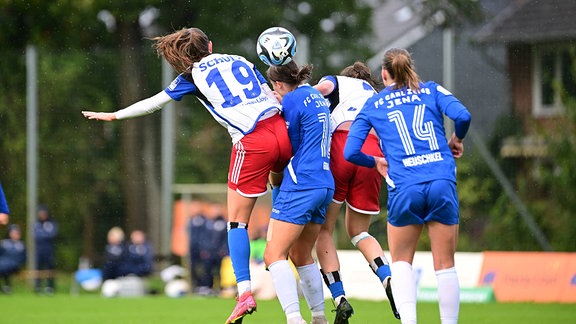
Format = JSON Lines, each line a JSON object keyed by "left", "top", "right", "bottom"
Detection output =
{"left": 34, "top": 219, "right": 58, "bottom": 249}
{"left": 280, "top": 84, "right": 334, "bottom": 191}
{"left": 345, "top": 81, "right": 471, "bottom": 189}
{"left": 164, "top": 53, "right": 281, "bottom": 144}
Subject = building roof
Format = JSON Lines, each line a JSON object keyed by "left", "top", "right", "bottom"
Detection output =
{"left": 368, "top": 0, "right": 430, "bottom": 70}
{"left": 475, "top": 0, "right": 576, "bottom": 43}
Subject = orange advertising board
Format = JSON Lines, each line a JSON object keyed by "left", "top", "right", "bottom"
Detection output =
{"left": 479, "top": 251, "right": 576, "bottom": 303}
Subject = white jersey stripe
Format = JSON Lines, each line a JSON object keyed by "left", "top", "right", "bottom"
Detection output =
{"left": 231, "top": 141, "right": 245, "bottom": 184}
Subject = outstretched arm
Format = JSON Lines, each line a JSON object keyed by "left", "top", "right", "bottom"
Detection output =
{"left": 82, "top": 91, "right": 173, "bottom": 121}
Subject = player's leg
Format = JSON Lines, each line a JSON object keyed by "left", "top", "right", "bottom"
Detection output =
{"left": 387, "top": 223, "right": 421, "bottom": 324}
{"left": 316, "top": 203, "right": 347, "bottom": 297}
{"left": 343, "top": 138, "right": 398, "bottom": 319}
{"left": 428, "top": 221, "right": 459, "bottom": 324}
{"left": 265, "top": 218, "right": 306, "bottom": 324}
{"left": 425, "top": 179, "right": 460, "bottom": 324}
{"left": 319, "top": 130, "right": 355, "bottom": 323}
{"left": 225, "top": 190, "right": 258, "bottom": 324}
{"left": 291, "top": 221, "right": 327, "bottom": 324}
{"left": 225, "top": 127, "right": 283, "bottom": 323}
{"left": 345, "top": 207, "right": 398, "bottom": 318}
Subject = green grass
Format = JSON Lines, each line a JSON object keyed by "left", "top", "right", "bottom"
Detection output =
{"left": 0, "top": 292, "right": 574, "bottom": 323}
{"left": 2, "top": 275, "right": 574, "bottom": 323}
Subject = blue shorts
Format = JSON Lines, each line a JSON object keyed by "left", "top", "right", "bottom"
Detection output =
{"left": 387, "top": 179, "right": 459, "bottom": 227}
{"left": 271, "top": 188, "right": 334, "bottom": 225}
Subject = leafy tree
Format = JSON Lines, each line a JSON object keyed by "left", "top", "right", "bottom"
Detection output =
{"left": 0, "top": 0, "right": 387, "bottom": 268}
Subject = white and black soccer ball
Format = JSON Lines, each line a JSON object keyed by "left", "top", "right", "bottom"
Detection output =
{"left": 257, "top": 27, "right": 297, "bottom": 66}
{"left": 164, "top": 279, "right": 190, "bottom": 298}
{"left": 101, "top": 279, "right": 121, "bottom": 298}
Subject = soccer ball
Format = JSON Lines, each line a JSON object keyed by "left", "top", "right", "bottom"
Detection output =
{"left": 164, "top": 279, "right": 190, "bottom": 298}
{"left": 101, "top": 279, "right": 121, "bottom": 298}
{"left": 257, "top": 27, "right": 297, "bottom": 66}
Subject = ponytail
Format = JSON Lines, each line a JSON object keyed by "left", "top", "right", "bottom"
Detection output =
{"left": 382, "top": 48, "right": 421, "bottom": 91}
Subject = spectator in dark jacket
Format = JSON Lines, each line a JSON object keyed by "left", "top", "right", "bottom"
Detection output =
{"left": 188, "top": 201, "right": 229, "bottom": 296}
{"left": 120, "top": 230, "right": 153, "bottom": 277}
{"left": 102, "top": 226, "right": 126, "bottom": 280}
{"left": 0, "top": 225, "right": 26, "bottom": 294}
{"left": 33, "top": 204, "right": 58, "bottom": 294}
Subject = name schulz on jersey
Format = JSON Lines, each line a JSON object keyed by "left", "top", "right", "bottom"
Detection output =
{"left": 198, "top": 55, "right": 241, "bottom": 72}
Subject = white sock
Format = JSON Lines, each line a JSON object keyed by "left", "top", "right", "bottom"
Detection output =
{"left": 269, "top": 260, "right": 301, "bottom": 317}
{"left": 436, "top": 267, "right": 460, "bottom": 324}
{"left": 297, "top": 262, "right": 325, "bottom": 314}
{"left": 390, "top": 261, "right": 417, "bottom": 324}
{"left": 237, "top": 280, "right": 251, "bottom": 295}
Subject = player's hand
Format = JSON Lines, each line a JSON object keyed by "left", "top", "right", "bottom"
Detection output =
{"left": 449, "top": 133, "right": 464, "bottom": 158}
{"left": 375, "top": 156, "right": 388, "bottom": 177}
{"left": 82, "top": 111, "right": 116, "bottom": 121}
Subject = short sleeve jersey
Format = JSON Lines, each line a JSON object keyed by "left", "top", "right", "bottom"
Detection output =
{"left": 281, "top": 84, "right": 334, "bottom": 191}
{"left": 349, "top": 81, "right": 469, "bottom": 188}
{"left": 164, "top": 53, "right": 281, "bottom": 144}
{"left": 319, "top": 75, "right": 377, "bottom": 132}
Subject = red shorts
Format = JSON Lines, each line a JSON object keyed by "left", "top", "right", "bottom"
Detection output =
{"left": 330, "top": 130, "right": 383, "bottom": 214}
{"left": 228, "top": 114, "right": 292, "bottom": 197}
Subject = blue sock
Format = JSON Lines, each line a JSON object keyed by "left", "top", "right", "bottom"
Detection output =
{"left": 376, "top": 264, "right": 392, "bottom": 282}
{"left": 322, "top": 270, "right": 345, "bottom": 299}
{"left": 228, "top": 226, "right": 251, "bottom": 282}
{"left": 329, "top": 281, "right": 345, "bottom": 300}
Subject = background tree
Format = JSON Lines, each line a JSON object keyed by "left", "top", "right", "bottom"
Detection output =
{"left": 0, "top": 0, "right": 385, "bottom": 269}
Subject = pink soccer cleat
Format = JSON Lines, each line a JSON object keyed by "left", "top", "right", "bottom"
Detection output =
{"left": 225, "top": 291, "right": 257, "bottom": 324}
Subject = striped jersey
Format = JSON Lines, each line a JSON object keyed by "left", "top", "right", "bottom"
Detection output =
{"left": 164, "top": 53, "right": 281, "bottom": 144}
{"left": 319, "top": 75, "right": 377, "bottom": 132}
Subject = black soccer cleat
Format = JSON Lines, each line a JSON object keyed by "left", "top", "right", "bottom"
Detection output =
{"left": 333, "top": 297, "right": 354, "bottom": 324}
{"left": 385, "top": 277, "right": 401, "bottom": 320}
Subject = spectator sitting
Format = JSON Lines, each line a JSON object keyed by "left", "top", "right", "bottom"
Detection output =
{"left": 0, "top": 225, "right": 26, "bottom": 294}
{"left": 120, "top": 230, "right": 153, "bottom": 277}
{"left": 102, "top": 226, "right": 126, "bottom": 281}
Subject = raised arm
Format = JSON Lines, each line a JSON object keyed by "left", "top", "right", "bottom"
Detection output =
{"left": 82, "top": 91, "right": 173, "bottom": 121}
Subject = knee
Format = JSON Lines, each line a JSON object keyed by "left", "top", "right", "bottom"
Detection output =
{"left": 350, "top": 232, "right": 371, "bottom": 247}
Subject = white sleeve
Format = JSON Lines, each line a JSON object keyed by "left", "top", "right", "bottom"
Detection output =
{"left": 114, "top": 91, "right": 173, "bottom": 120}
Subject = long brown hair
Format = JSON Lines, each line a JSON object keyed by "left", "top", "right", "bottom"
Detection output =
{"left": 266, "top": 61, "right": 313, "bottom": 85}
{"left": 382, "top": 48, "right": 421, "bottom": 91}
{"left": 340, "top": 61, "right": 380, "bottom": 90}
{"left": 152, "top": 27, "right": 211, "bottom": 75}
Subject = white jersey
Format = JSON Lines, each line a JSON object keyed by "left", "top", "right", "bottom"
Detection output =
{"left": 165, "top": 53, "right": 281, "bottom": 143}
{"left": 320, "top": 75, "right": 377, "bottom": 133}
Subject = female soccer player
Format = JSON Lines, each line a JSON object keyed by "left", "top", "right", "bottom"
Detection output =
{"left": 82, "top": 27, "right": 292, "bottom": 324}
{"left": 314, "top": 62, "right": 398, "bottom": 323}
{"left": 344, "top": 48, "right": 471, "bottom": 324}
{"left": 264, "top": 61, "right": 334, "bottom": 324}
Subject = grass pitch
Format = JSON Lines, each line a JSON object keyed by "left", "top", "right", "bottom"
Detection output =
{"left": 1, "top": 292, "right": 574, "bottom": 323}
